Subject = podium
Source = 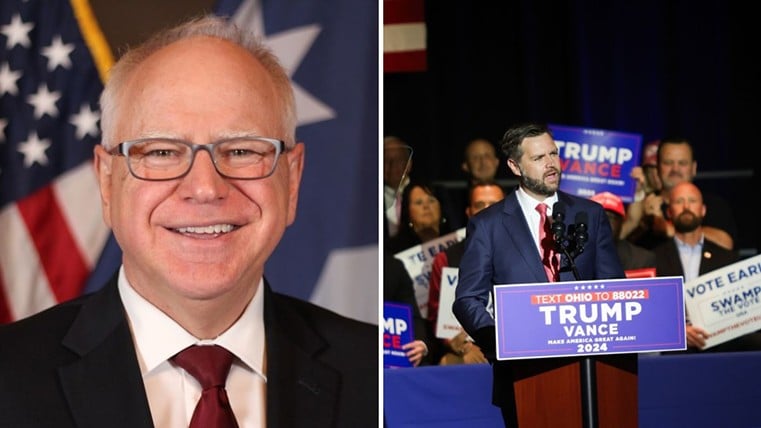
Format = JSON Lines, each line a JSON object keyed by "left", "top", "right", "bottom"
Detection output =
{"left": 492, "top": 277, "right": 685, "bottom": 427}
{"left": 508, "top": 354, "right": 637, "bottom": 428}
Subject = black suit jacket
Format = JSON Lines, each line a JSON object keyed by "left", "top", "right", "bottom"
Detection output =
{"left": 653, "top": 237, "right": 738, "bottom": 277}
{"left": 652, "top": 237, "right": 761, "bottom": 353}
{"left": 0, "top": 275, "right": 377, "bottom": 428}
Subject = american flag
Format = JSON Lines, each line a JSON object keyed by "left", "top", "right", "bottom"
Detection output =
{"left": 0, "top": 0, "right": 113, "bottom": 323}
{"left": 383, "top": 0, "right": 427, "bottom": 73}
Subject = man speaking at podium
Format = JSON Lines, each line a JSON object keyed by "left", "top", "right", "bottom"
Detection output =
{"left": 453, "top": 122, "right": 626, "bottom": 427}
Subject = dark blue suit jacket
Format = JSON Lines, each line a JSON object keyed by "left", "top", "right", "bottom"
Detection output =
{"left": 453, "top": 190, "right": 625, "bottom": 335}
{"left": 452, "top": 189, "right": 626, "bottom": 413}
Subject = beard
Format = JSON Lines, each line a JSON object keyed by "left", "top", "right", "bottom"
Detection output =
{"left": 521, "top": 169, "right": 561, "bottom": 198}
{"left": 673, "top": 210, "right": 702, "bottom": 233}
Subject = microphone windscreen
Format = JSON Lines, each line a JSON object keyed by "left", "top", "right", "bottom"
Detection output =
{"left": 552, "top": 201, "right": 566, "bottom": 222}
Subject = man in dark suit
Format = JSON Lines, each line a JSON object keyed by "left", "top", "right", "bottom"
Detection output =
{"left": 0, "top": 16, "right": 376, "bottom": 427}
{"left": 452, "top": 122, "right": 625, "bottom": 427}
{"left": 654, "top": 181, "right": 761, "bottom": 353}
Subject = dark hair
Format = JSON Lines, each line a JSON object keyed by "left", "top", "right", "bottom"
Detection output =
{"left": 467, "top": 179, "right": 503, "bottom": 202}
{"left": 500, "top": 122, "right": 552, "bottom": 162}
{"left": 390, "top": 180, "right": 452, "bottom": 254}
{"left": 398, "top": 180, "right": 446, "bottom": 232}
{"left": 656, "top": 137, "right": 694, "bottom": 163}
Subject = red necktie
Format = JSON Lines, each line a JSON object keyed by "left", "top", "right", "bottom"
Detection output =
{"left": 536, "top": 203, "right": 559, "bottom": 281}
{"left": 172, "top": 345, "right": 239, "bottom": 428}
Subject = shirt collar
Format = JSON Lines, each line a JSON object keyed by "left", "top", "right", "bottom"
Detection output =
{"left": 516, "top": 186, "right": 558, "bottom": 213}
{"left": 118, "top": 266, "right": 266, "bottom": 380}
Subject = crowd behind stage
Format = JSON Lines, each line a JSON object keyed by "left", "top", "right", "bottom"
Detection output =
{"left": 383, "top": 134, "right": 760, "bottom": 368}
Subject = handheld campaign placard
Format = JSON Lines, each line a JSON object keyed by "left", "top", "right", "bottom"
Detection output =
{"left": 394, "top": 227, "right": 467, "bottom": 318}
{"left": 383, "top": 302, "right": 414, "bottom": 368}
{"left": 494, "top": 277, "right": 686, "bottom": 360}
{"left": 436, "top": 266, "right": 492, "bottom": 339}
{"left": 435, "top": 267, "right": 463, "bottom": 339}
{"left": 684, "top": 253, "right": 761, "bottom": 349}
{"left": 549, "top": 123, "right": 642, "bottom": 202}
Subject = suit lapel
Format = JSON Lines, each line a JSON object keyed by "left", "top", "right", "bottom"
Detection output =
{"left": 500, "top": 192, "right": 547, "bottom": 283}
{"left": 264, "top": 282, "right": 339, "bottom": 428}
{"left": 699, "top": 241, "right": 733, "bottom": 274}
{"left": 58, "top": 279, "right": 154, "bottom": 428}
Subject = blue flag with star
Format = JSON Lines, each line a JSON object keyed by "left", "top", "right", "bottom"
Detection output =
{"left": 214, "top": 0, "right": 378, "bottom": 324}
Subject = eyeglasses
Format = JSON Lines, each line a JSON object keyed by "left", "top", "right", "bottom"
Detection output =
{"left": 108, "top": 137, "right": 287, "bottom": 181}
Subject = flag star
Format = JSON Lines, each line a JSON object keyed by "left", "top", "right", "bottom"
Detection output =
{"left": 70, "top": 104, "right": 100, "bottom": 139}
{"left": 27, "top": 84, "right": 61, "bottom": 119}
{"left": 18, "top": 132, "right": 51, "bottom": 167}
{"left": 1, "top": 14, "right": 34, "bottom": 49}
{"left": 42, "top": 35, "right": 74, "bottom": 71}
{"left": 267, "top": 26, "right": 336, "bottom": 126}
{"left": 0, "top": 63, "right": 21, "bottom": 96}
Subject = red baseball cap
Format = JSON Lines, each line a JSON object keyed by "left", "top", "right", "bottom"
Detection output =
{"left": 590, "top": 192, "right": 625, "bottom": 217}
{"left": 642, "top": 140, "right": 660, "bottom": 167}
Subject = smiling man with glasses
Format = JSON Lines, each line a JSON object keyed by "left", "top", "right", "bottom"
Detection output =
{"left": 0, "top": 15, "right": 377, "bottom": 428}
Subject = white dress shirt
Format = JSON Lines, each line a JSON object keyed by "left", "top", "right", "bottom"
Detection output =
{"left": 674, "top": 234, "right": 704, "bottom": 282}
{"left": 515, "top": 187, "right": 558, "bottom": 255}
{"left": 118, "top": 266, "right": 267, "bottom": 427}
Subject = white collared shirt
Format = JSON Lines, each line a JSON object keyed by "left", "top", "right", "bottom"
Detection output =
{"left": 674, "top": 234, "right": 704, "bottom": 282}
{"left": 515, "top": 187, "right": 559, "bottom": 254}
{"left": 118, "top": 266, "right": 267, "bottom": 427}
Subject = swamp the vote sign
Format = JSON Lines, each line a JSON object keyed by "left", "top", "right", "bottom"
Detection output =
{"left": 684, "top": 254, "right": 761, "bottom": 349}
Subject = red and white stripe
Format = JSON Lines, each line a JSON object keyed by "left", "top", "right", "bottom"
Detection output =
{"left": 0, "top": 162, "right": 110, "bottom": 323}
{"left": 384, "top": 0, "right": 427, "bottom": 72}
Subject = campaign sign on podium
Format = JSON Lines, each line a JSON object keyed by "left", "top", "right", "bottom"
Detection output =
{"left": 494, "top": 276, "right": 686, "bottom": 360}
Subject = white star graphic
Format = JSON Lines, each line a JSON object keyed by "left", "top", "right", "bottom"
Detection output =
{"left": 42, "top": 35, "right": 74, "bottom": 71}
{"left": 18, "top": 132, "right": 51, "bottom": 167}
{"left": 70, "top": 104, "right": 100, "bottom": 139}
{"left": 232, "top": 3, "right": 335, "bottom": 127}
{"left": 1, "top": 14, "right": 34, "bottom": 49}
{"left": 27, "top": 84, "right": 61, "bottom": 119}
{"left": 268, "top": 26, "right": 336, "bottom": 126}
{"left": 0, "top": 63, "right": 21, "bottom": 96}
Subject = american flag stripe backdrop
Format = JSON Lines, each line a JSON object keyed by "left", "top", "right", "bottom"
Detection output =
{"left": 383, "top": 0, "right": 427, "bottom": 73}
{"left": 0, "top": 0, "right": 113, "bottom": 323}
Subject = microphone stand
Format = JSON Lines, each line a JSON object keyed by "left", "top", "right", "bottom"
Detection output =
{"left": 560, "top": 237, "right": 597, "bottom": 428}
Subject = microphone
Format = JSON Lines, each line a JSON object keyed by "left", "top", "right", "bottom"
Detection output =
{"left": 551, "top": 201, "right": 566, "bottom": 250}
{"left": 572, "top": 211, "right": 589, "bottom": 257}
{"left": 563, "top": 210, "right": 588, "bottom": 281}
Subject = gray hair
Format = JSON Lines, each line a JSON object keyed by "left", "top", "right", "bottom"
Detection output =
{"left": 99, "top": 15, "right": 296, "bottom": 149}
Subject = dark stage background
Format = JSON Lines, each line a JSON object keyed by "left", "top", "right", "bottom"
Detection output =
{"left": 384, "top": 1, "right": 759, "bottom": 255}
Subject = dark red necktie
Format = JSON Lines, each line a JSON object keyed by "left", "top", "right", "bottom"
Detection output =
{"left": 172, "top": 345, "right": 239, "bottom": 428}
{"left": 536, "top": 203, "right": 559, "bottom": 281}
